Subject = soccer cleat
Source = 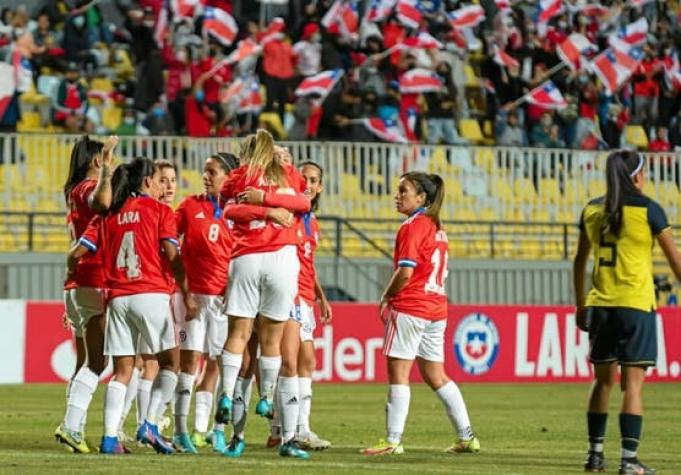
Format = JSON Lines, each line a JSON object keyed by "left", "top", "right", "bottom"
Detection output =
{"left": 173, "top": 432, "right": 198, "bottom": 454}
{"left": 619, "top": 458, "right": 656, "bottom": 475}
{"left": 445, "top": 437, "right": 481, "bottom": 454}
{"left": 212, "top": 430, "right": 227, "bottom": 453}
{"left": 215, "top": 395, "right": 233, "bottom": 424}
{"left": 118, "top": 430, "right": 135, "bottom": 445}
{"left": 223, "top": 436, "right": 246, "bottom": 458}
{"left": 255, "top": 397, "right": 274, "bottom": 419}
{"left": 266, "top": 435, "right": 281, "bottom": 448}
{"left": 136, "top": 420, "right": 175, "bottom": 454}
{"left": 362, "top": 438, "right": 404, "bottom": 456}
{"left": 55, "top": 424, "right": 91, "bottom": 454}
{"left": 298, "top": 431, "right": 331, "bottom": 451}
{"left": 100, "top": 436, "right": 129, "bottom": 454}
{"left": 190, "top": 431, "right": 209, "bottom": 449}
{"left": 279, "top": 439, "right": 310, "bottom": 460}
{"left": 584, "top": 451, "right": 607, "bottom": 472}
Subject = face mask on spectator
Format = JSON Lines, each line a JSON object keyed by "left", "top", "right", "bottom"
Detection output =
{"left": 558, "top": 20, "right": 567, "bottom": 29}
{"left": 177, "top": 50, "right": 188, "bottom": 62}
{"left": 578, "top": 75, "right": 588, "bottom": 85}
{"left": 124, "top": 116, "right": 135, "bottom": 125}
{"left": 144, "top": 19, "right": 155, "bottom": 28}
{"left": 153, "top": 106, "right": 165, "bottom": 117}
{"left": 578, "top": 16, "right": 588, "bottom": 25}
{"left": 311, "top": 33, "right": 321, "bottom": 43}
{"left": 73, "top": 16, "right": 85, "bottom": 29}
{"left": 195, "top": 89, "right": 205, "bottom": 102}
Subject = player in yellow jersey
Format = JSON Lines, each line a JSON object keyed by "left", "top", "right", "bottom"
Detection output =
{"left": 573, "top": 150, "right": 681, "bottom": 475}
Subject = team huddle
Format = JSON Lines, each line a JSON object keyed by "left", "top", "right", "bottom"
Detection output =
{"left": 54, "top": 130, "right": 479, "bottom": 460}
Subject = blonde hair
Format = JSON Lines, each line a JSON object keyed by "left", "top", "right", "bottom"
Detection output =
{"left": 239, "top": 134, "right": 256, "bottom": 164}
{"left": 246, "top": 129, "right": 287, "bottom": 186}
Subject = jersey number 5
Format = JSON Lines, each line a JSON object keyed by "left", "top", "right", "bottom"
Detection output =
{"left": 425, "top": 248, "right": 448, "bottom": 295}
{"left": 116, "top": 231, "right": 141, "bottom": 279}
{"left": 599, "top": 232, "right": 617, "bottom": 267}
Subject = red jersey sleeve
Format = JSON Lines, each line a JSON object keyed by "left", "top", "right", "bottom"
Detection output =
{"left": 73, "top": 179, "right": 97, "bottom": 210}
{"left": 78, "top": 215, "right": 101, "bottom": 252}
{"left": 262, "top": 192, "right": 311, "bottom": 213}
{"left": 175, "top": 198, "right": 188, "bottom": 236}
{"left": 158, "top": 203, "right": 179, "bottom": 247}
{"left": 224, "top": 203, "right": 269, "bottom": 222}
{"left": 394, "top": 221, "right": 423, "bottom": 269}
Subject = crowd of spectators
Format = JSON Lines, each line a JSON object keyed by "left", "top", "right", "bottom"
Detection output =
{"left": 1, "top": 0, "right": 681, "bottom": 152}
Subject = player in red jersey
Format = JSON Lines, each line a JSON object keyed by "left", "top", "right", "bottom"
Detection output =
{"left": 217, "top": 130, "right": 312, "bottom": 459}
{"left": 56, "top": 134, "right": 118, "bottom": 454}
{"left": 362, "top": 172, "right": 479, "bottom": 456}
{"left": 67, "top": 157, "right": 197, "bottom": 455}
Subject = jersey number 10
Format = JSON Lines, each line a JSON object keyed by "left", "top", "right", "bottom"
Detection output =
{"left": 425, "top": 248, "right": 448, "bottom": 296}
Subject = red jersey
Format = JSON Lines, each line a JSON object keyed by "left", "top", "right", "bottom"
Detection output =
{"left": 220, "top": 165, "right": 310, "bottom": 257}
{"left": 65, "top": 178, "right": 105, "bottom": 289}
{"left": 81, "top": 195, "right": 179, "bottom": 299}
{"left": 296, "top": 213, "right": 320, "bottom": 306}
{"left": 389, "top": 210, "right": 448, "bottom": 320}
{"left": 176, "top": 194, "right": 233, "bottom": 295}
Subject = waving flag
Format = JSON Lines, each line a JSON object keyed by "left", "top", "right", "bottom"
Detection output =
{"left": 399, "top": 68, "right": 443, "bottom": 94}
{"left": 397, "top": 31, "right": 443, "bottom": 50}
{"left": 154, "top": 2, "right": 169, "bottom": 48}
{"left": 225, "top": 38, "right": 261, "bottom": 64}
{"left": 536, "top": 0, "right": 562, "bottom": 24}
{"left": 171, "top": 0, "right": 201, "bottom": 18}
{"left": 11, "top": 50, "right": 32, "bottom": 93}
{"left": 362, "top": 118, "right": 408, "bottom": 143}
{"left": 609, "top": 17, "right": 648, "bottom": 50}
{"left": 396, "top": 0, "right": 422, "bottom": 29}
{"left": 589, "top": 47, "right": 643, "bottom": 94}
{"left": 365, "top": 0, "right": 397, "bottom": 22}
{"left": 664, "top": 53, "right": 681, "bottom": 90}
{"left": 239, "top": 80, "right": 263, "bottom": 113}
{"left": 557, "top": 33, "right": 597, "bottom": 70}
{"left": 494, "top": 46, "right": 519, "bottom": 69}
{"left": 295, "top": 70, "right": 344, "bottom": 98}
{"left": 203, "top": 7, "right": 238, "bottom": 46}
{"left": 524, "top": 81, "right": 567, "bottom": 109}
{"left": 0, "top": 62, "right": 15, "bottom": 120}
{"left": 577, "top": 4, "right": 609, "bottom": 18}
{"left": 322, "top": 0, "right": 343, "bottom": 28}
{"left": 220, "top": 78, "right": 244, "bottom": 103}
{"left": 447, "top": 5, "right": 485, "bottom": 29}
{"left": 337, "top": 1, "right": 359, "bottom": 40}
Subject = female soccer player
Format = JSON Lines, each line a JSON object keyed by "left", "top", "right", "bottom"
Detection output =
{"left": 363, "top": 172, "right": 479, "bottom": 456}
{"left": 56, "top": 134, "right": 117, "bottom": 454}
{"left": 217, "top": 130, "right": 311, "bottom": 459}
{"left": 573, "top": 150, "right": 681, "bottom": 475}
{"left": 68, "top": 157, "right": 197, "bottom": 455}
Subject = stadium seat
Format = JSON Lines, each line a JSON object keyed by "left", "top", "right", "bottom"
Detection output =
{"left": 458, "top": 119, "right": 484, "bottom": 144}
{"left": 90, "top": 77, "right": 115, "bottom": 93}
{"left": 16, "top": 111, "right": 42, "bottom": 132}
{"left": 19, "top": 82, "right": 49, "bottom": 106}
{"left": 625, "top": 125, "right": 649, "bottom": 149}
{"left": 464, "top": 64, "right": 479, "bottom": 88}
{"left": 258, "top": 112, "right": 286, "bottom": 140}
{"left": 102, "top": 106, "right": 123, "bottom": 131}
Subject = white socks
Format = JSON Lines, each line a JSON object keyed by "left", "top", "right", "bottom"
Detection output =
{"left": 297, "top": 377, "right": 312, "bottom": 436}
{"left": 436, "top": 381, "right": 474, "bottom": 440}
{"left": 147, "top": 370, "right": 178, "bottom": 425}
{"left": 277, "top": 376, "right": 299, "bottom": 444}
{"left": 194, "top": 391, "right": 213, "bottom": 433}
{"left": 174, "top": 372, "right": 195, "bottom": 434}
{"left": 232, "top": 376, "right": 254, "bottom": 439}
{"left": 137, "top": 379, "right": 153, "bottom": 425}
{"left": 64, "top": 366, "right": 99, "bottom": 433}
{"left": 119, "top": 367, "right": 140, "bottom": 433}
{"left": 259, "top": 356, "right": 281, "bottom": 402}
{"left": 220, "top": 351, "right": 243, "bottom": 398}
{"left": 386, "top": 384, "right": 410, "bottom": 443}
{"left": 104, "top": 380, "right": 127, "bottom": 437}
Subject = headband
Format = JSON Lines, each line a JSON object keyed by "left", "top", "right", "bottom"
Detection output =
{"left": 629, "top": 153, "right": 644, "bottom": 178}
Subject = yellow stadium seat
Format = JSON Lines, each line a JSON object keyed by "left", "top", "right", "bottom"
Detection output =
{"left": 0, "top": 233, "right": 15, "bottom": 252}
{"left": 464, "top": 64, "right": 478, "bottom": 88}
{"left": 19, "top": 81, "right": 49, "bottom": 105}
{"left": 258, "top": 112, "right": 286, "bottom": 140}
{"left": 102, "top": 106, "right": 123, "bottom": 131}
{"left": 538, "top": 179, "right": 561, "bottom": 204}
{"left": 458, "top": 119, "right": 484, "bottom": 144}
{"left": 17, "top": 111, "right": 42, "bottom": 132}
{"left": 625, "top": 125, "right": 649, "bottom": 150}
{"left": 90, "top": 77, "right": 114, "bottom": 93}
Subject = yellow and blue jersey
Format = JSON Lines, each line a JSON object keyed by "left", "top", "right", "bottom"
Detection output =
{"left": 579, "top": 193, "right": 670, "bottom": 311}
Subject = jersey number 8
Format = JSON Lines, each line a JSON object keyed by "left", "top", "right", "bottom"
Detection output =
{"left": 208, "top": 223, "right": 220, "bottom": 242}
{"left": 116, "top": 231, "right": 141, "bottom": 279}
{"left": 425, "top": 248, "right": 448, "bottom": 295}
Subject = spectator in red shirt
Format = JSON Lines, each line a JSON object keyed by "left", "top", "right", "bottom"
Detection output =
{"left": 262, "top": 18, "right": 296, "bottom": 122}
{"left": 633, "top": 46, "right": 662, "bottom": 127}
{"left": 185, "top": 81, "right": 216, "bottom": 137}
{"left": 649, "top": 126, "right": 671, "bottom": 152}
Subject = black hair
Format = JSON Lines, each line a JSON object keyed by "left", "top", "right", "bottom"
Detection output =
{"left": 110, "top": 157, "right": 157, "bottom": 213}
{"left": 401, "top": 171, "right": 445, "bottom": 228}
{"left": 298, "top": 161, "right": 324, "bottom": 212}
{"left": 603, "top": 150, "right": 644, "bottom": 236}
{"left": 64, "top": 135, "right": 104, "bottom": 204}
{"left": 211, "top": 152, "right": 239, "bottom": 173}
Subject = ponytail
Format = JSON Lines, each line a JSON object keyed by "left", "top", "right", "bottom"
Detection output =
{"left": 603, "top": 150, "right": 643, "bottom": 236}
{"left": 246, "top": 129, "right": 287, "bottom": 186}
{"left": 110, "top": 157, "right": 156, "bottom": 213}
{"left": 63, "top": 135, "right": 104, "bottom": 204}
{"left": 401, "top": 171, "right": 445, "bottom": 228}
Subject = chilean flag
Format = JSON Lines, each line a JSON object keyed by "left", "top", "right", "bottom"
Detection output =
{"left": 524, "top": 81, "right": 567, "bottom": 109}
{"left": 589, "top": 47, "right": 644, "bottom": 94}
{"left": 321, "top": 0, "right": 343, "bottom": 29}
{"left": 0, "top": 62, "right": 15, "bottom": 120}
{"left": 337, "top": 1, "right": 359, "bottom": 40}
{"left": 239, "top": 80, "right": 263, "bottom": 113}
{"left": 397, "top": 31, "right": 443, "bottom": 50}
{"left": 447, "top": 5, "right": 485, "bottom": 29}
{"left": 494, "top": 46, "right": 519, "bottom": 69}
{"left": 362, "top": 117, "right": 408, "bottom": 143}
{"left": 295, "top": 69, "right": 344, "bottom": 98}
{"left": 609, "top": 17, "right": 648, "bottom": 50}
{"left": 364, "top": 0, "right": 397, "bottom": 22}
{"left": 171, "top": 0, "right": 202, "bottom": 18}
{"left": 219, "top": 78, "right": 244, "bottom": 103}
{"left": 536, "top": 0, "right": 562, "bottom": 24}
{"left": 396, "top": 0, "right": 422, "bottom": 29}
{"left": 203, "top": 7, "right": 238, "bottom": 46}
{"left": 399, "top": 68, "right": 443, "bottom": 94}
{"left": 557, "top": 33, "right": 597, "bottom": 70}
{"left": 154, "top": 1, "right": 169, "bottom": 48}
{"left": 664, "top": 53, "right": 681, "bottom": 90}
{"left": 225, "top": 38, "right": 261, "bottom": 64}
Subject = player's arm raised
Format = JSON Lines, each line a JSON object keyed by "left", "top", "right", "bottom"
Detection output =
{"left": 89, "top": 135, "right": 118, "bottom": 212}
{"left": 572, "top": 228, "right": 591, "bottom": 331}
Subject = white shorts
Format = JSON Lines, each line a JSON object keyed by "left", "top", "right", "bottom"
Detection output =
{"left": 176, "top": 294, "right": 227, "bottom": 358}
{"left": 63, "top": 287, "right": 105, "bottom": 337}
{"left": 106, "top": 293, "right": 177, "bottom": 356}
{"left": 383, "top": 309, "right": 446, "bottom": 362}
{"left": 291, "top": 298, "right": 316, "bottom": 342}
{"left": 226, "top": 245, "right": 299, "bottom": 322}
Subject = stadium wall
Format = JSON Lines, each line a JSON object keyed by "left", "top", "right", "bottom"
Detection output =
{"left": 1, "top": 300, "right": 679, "bottom": 384}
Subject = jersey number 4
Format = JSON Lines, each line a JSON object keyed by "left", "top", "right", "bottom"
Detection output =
{"left": 425, "top": 248, "right": 448, "bottom": 295}
{"left": 116, "top": 231, "right": 141, "bottom": 279}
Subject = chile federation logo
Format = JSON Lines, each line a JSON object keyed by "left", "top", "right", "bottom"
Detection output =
{"left": 453, "top": 313, "right": 500, "bottom": 375}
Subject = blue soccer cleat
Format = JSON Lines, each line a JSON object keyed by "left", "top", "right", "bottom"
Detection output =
{"left": 100, "top": 435, "right": 129, "bottom": 454}
{"left": 212, "top": 430, "right": 227, "bottom": 453}
{"left": 279, "top": 439, "right": 310, "bottom": 460}
{"left": 136, "top": 420, "right": 174, "bottom": 454}
{"left": 223, "top": 436, "right": 246, "bottom": 458}
{"left": 214, "top": 395, "right": 233, "bottom": 424}
{"left": 255, "top": 397, "right": 273, "bottom": 419}
{"left": 173, "top": 432, "right": 198, "bottom": 454}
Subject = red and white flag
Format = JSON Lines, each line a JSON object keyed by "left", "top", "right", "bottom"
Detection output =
{"left": 576, "top": 3, "right": 610, "bottom": 18}
{"left": 322, "top": 0, "right": 343, "bottom": 28}
{"left": 295, "top": 69, "right": 344, "bottom": 98}
{"left": 11, "top": 50, "right": 32, "bottom": 93}
{"left": 609, "top": 17, "right": 648, "bottom": 50}
{"left": 589, "top": 47, "right": 644, "bottom": 94}
{"left": 664, "top": 53, "right": 681, "bottom": 90}
{"left": 0, "top": 62, "right": 15, "bottom": 120}
{"left": 219, "top": 78, "right": 244, "bottom": 103}
{"left": 495, "top": 0, "right": 512, "bottom": 13}
{"left": 203, "top": 6, "right": 238, "bottom": 46}
{"left": 399, "top": 68, "right": 443, "bottom": 94}
{"left": 364, "top": 0, "right": 397, "bottom": 22}
{"left": 362, "top": 118, "right": 408, "bottom": 143}
{"left": 557, "top": 33, "right": 597, "bottom": 70}
{"left": 171, "top": 0, "right": 202, "bottom": 18}
{"left": 225, "top": 38, "right": 261, "bottom": 64}
{"left": 536, "top": 0, "right": 562, "bottom": 24}
{"left": 494, "top": 46, "right": 519, "bottom": 69}
{"left": 397, "top": 31, "right": 443, "bottom": 50}
{"left": 239, "top": 80, "right": 263, "bottom": 113}
{"left": 260, "top": 17, "right": 285, "bottom": 45}
{"left": 447, "top": 5, "right": 485, "bottom": 29}
{"left": 322, "top": 0, "right": 359, "bottom": 40}
{"left": 524, "top": 81, "right": 567, "bottom": 109}
{"left": 396, "top": 0, "right": 422, "bottom": 29}
{"left": 154, "top": 2, "right": 169, "bottom": 48}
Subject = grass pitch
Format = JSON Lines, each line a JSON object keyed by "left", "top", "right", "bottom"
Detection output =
{"left": 0, "top": 383, "right": 679, "bottom": 474}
